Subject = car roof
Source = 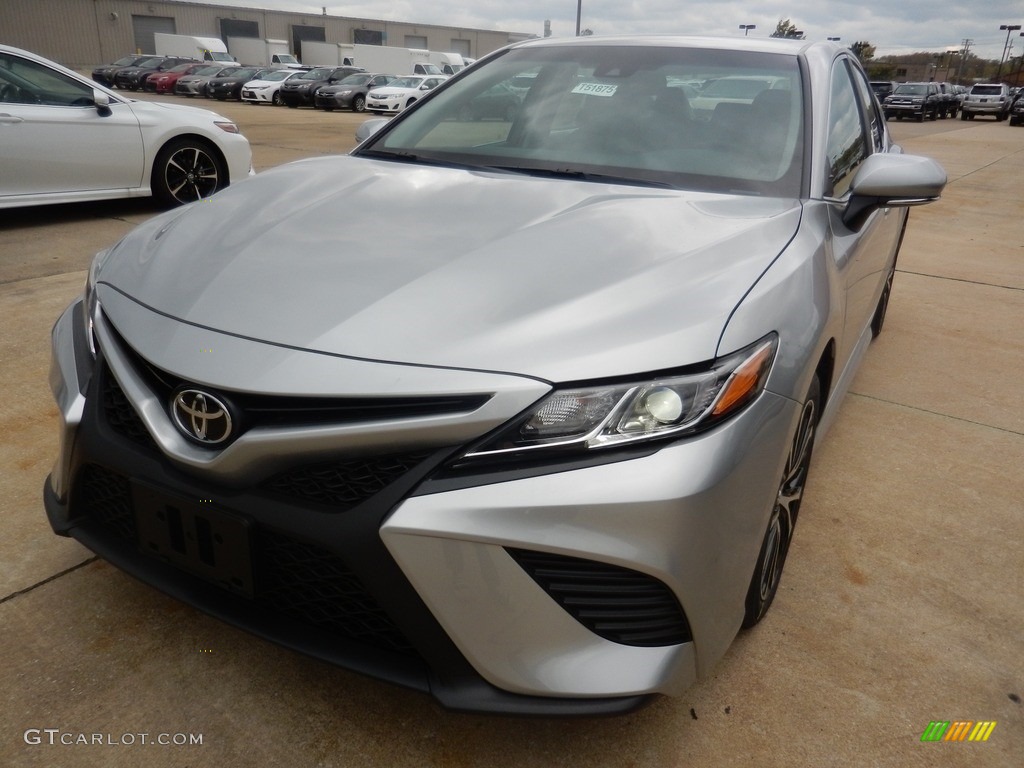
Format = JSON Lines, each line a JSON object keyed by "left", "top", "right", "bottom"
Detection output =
{"left": 507, "top": 34, "right": 815, "bottom": 57}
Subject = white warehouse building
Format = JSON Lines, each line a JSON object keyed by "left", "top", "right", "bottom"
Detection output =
{"left": 0, "top": 0, "right": 534, "bottom": 69}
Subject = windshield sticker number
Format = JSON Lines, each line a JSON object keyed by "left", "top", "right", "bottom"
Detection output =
{"left": 572, "top": 82, "right": 618, "bottom": 97}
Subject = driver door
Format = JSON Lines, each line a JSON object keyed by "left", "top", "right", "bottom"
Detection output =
{"left": 0, "top": 51, "right": 145, "bottom": 201}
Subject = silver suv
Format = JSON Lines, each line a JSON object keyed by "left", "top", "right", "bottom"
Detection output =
{"left": 961, "top": 83, "right": 1011, "bottom": 121}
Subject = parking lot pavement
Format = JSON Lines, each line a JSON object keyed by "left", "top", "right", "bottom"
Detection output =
{"left": 1, "top": 115, "right": 1021, "bottom": 767}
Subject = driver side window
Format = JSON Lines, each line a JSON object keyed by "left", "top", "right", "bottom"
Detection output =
{"left": 0, "top": 52, "right": 95, "bottom": 107}
{"left": 825, "top": 59, "right": 869, "bottom": 198}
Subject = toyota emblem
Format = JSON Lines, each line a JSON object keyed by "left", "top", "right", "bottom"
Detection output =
{"left": 171, "top": 389, "right": 233, "bottom": 445}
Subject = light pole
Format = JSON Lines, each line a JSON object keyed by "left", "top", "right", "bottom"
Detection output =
{"left": 575, "top": 0, "right": 582, "bottom": 36}
{"left": 739, "top": 24, "right": 755, "bottom": 36}
{"left": 1016, "top": 32, "right": 1024, "bottom": 87}
{"left": 996, "top": 24, "right": 1021, "bottom": 80}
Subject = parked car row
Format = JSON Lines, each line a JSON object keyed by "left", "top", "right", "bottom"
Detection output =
{"left": 92, "top": 53, "right": 452, "bottom": 114}
{"left": 879, "top": 81, "right": 1019, "bottom": 123}
{"left": 881, "top": 81, "right": 964, "bottom": 121}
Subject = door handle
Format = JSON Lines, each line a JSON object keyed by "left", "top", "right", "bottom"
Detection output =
{"left": 0, "top": 113, "right": 25, "bottom": 124}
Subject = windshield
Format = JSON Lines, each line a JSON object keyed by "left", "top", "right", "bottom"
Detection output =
{"left": 302, "top": 68, "right": 332, "bottom": 80}
{"left": 701, "top": 77, "right": 781, "bottom": 98}
{"left": 261, "top": 69, "right": 296, "bottom": 82}
{"left": 168, "top": 63, "right": 194, "bottom": 74}
{"left": 224, "top": 67, "right": 260, "bottom": 79}
{"left": 339, "top": 74, "right": 372, "bottom": 86}
{"left": 358, "top": 44, "right": 805, "bottom": 197}
{"left": 894, "top": 84, "right": 927, "bottom": 96}
{"left": 388, "top": 77, "right": 424, "bottom": 89}
{"left": 194, "top": 65, "right": 223, "bottom": 76}
{"left": 970, "top": 85, "right": 1002, "bottom": 95}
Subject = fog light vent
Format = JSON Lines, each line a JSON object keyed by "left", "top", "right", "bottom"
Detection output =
{"left": 506, "top": 548, "right": 692, "bottom": 647}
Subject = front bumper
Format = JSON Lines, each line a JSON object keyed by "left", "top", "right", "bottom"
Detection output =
{"left": 366, "top": 96, "right": 404, "bottom": 113}
{"left": 241, "top": 89, "right": 273, "bottom": 104}
{"left": 280, "top": 90, "right": 313, "bottom": 106}
{"left": 45, "top": 296, "right": 799, "bottom": 713}
{"left": 314, "top": 93, "right": 350, "bottom": 109}
{"left": 884, "top": 102, "right": 925, "bottom": 116}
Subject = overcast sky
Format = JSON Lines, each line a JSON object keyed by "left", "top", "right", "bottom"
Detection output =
{"left": 180, "top": 0, "right": 1023, "bottom": 61}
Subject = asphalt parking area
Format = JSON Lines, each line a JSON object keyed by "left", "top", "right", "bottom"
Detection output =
{"left": 1, "top": 102, "right": 1021, "bottom": 767}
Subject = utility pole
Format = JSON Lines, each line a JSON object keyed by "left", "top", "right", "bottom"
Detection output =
{"left": 955, "top": 39, "right": 972, "bottom": 83}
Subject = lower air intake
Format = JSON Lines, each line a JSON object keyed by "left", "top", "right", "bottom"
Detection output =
{"left": 507, "top": 548, "right": 692, "bottom": 647}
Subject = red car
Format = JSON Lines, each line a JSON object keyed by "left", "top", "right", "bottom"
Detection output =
{"left": 144, "top": 62, "right": 209, "bottom": 94}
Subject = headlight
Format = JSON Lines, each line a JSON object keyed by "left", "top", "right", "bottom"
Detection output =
{"left": 81, "top": 251, "right": 108, "bottom": 358}
{"left": 464, "top": 334, "right": 778, "bottom": 459}
{"left": 215, "top": 120, "right": 240, "bottom": 134}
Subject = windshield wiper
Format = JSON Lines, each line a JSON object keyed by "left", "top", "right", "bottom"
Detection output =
{"left": 357, "top": 152, "right": 675, "bottom": 189}
{"left": 488, "top": 166, "right": 676, "bottom": 189}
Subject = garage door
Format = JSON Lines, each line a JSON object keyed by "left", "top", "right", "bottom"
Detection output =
{"left": 132, "top": 15, "right": 175, "bottom": 55}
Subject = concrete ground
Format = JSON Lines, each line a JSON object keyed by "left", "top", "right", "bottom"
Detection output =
{"left": 1, "top": 98, "right": 1021, "bottom": 767}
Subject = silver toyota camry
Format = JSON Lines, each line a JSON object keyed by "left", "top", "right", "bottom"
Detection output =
{"left": 45, "top": 36, "right": 946, "bottom": 715}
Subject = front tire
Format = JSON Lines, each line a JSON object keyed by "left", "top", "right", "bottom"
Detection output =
{"left": 352, "top": 94, "right": 366, "bottom": 113}
{"left": 152, "top": 139, "right": 224, "bottom": 207}
{"left": 742, "top": 376, "right": 821, "bottom": 629}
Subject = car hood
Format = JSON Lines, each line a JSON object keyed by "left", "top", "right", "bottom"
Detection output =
{"left": 370, "top": 87, "right": 415, "bottom": 97}
{"left": 121, "top": 98, "right": 232, "bottom": 126}
{"left": 97, "top": 156, "right": 801, "bottom": 382}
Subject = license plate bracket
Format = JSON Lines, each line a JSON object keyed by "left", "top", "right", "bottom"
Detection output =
{"left": 132, "top": 483, "right": 255, "bottom": 599}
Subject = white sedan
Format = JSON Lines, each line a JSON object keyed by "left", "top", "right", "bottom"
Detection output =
{"left": 365, "top": 75, "right": 448, "bottom": 114}
{"left": 240, "top": 69, "right": 303, "bottom": 106}
{"left": 0, "top": 44, "right": 253, "bottom": 209}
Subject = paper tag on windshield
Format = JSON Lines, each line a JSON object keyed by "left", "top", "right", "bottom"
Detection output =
{"left": 572, "top": 82, "right": 618, "bottom": 97}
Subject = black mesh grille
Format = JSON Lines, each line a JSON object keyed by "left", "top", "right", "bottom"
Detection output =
{"left": 261, "top": 452, "right": 434, "bottom": 510}
{"left": 257, "top": 532, "right": 414, "bottom": 653}
{"left": 102, "top": 369, "right": 159, "bottom": 452}
{"left": 80, "top": 464, "right": 137, "bottom": 543}
{"left": 76, "top": 464, "right": 415, "bottom": 656}
{"left": 507, "top": 548, "right": 692, "bottom": 647}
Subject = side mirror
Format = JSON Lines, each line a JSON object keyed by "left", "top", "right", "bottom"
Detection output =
{"left": 843, "top": 153, "right": 947, "bottom": 228}
{"left": 354, "top": 117, "right": 390, "bottom": 144}
{"left": 93, "top": 89, "right": 112, "bottom": 117}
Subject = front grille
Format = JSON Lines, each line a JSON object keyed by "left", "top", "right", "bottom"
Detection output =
{"left": 78, "top": 464, "right": 416, "bottom": 656}
{"left": 258, "top": 532, "right": 414, "bottom": 653}
{"left": 102, "top": 367, "right": 159, "bottom": 452}
{"left": 80, "top": 465, "right": 136, "bottom": 543}
{"left": 507, "top": 548, "right": 693, "bottom": 647}
{"left": 261, "top": 452, "right": 434, "bottom": 510}
{"left": 103, "top": 326, "right": 490, "bottom": 432}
